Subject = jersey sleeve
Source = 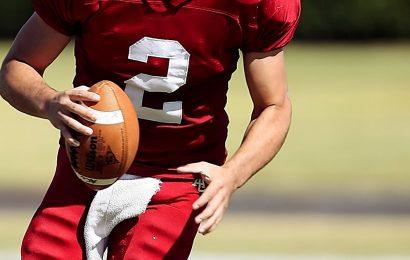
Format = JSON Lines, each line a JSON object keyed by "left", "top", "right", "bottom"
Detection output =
{"left": 241, "top": 0, "right": 301, "bottom": 53}
{"left": 32, "top": 0, "right": 100, "bottom": 36}
{"left": 32, "top": 0, "right": 77, "bottom": 35}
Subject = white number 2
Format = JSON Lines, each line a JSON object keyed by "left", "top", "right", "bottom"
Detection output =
{"left": 124, "top": 37, "right": 190, "bottom": 124}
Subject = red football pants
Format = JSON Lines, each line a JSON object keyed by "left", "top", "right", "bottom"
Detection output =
{"left": 21, "top": 149, "right": 201, "bottom": 259}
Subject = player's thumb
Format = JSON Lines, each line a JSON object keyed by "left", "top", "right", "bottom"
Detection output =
{"left": 177, "top": 162, "right": 206, "bottom": 174}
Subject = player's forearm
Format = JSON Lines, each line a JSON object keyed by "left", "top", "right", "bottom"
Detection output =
{"left": 223, "top": 96, "right": 292, "bottom": 189}
{"left": 0, "top": 59, "right": 56, "bottom": 119}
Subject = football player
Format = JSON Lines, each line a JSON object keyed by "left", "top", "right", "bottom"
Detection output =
{"left": 0, "top": 0, "right": 300, "bottom": 258}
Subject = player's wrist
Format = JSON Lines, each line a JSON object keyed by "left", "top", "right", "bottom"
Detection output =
{"left": 39, "top": 87, "right": 58, "bottom": 118}
{"left": 221, "top": 163, "right": 244, "bottom": 191}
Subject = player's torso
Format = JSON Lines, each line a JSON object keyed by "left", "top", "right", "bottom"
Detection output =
{"left": 77, "top": 0, "right": 244, "bottom": 83}
{"left": 72, "top": 0, "right": 252, "bottom": 168}
{"left": 77, "top": 0, "right": 247, "bottom": 95}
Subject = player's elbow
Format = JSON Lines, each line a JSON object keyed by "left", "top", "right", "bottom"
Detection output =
{"left": 282, "top": 94, "right": 293, "bottom": 120}
{"left": 274, "top": 94, "right": 292, "bottom": 122}
{"left": 0, "top": 58, "right": 14, "bottom": 102}
{"left": 282, "top": 94, "right": 292, "bottom": 112}
{"left": 252, "top": 94, "right": 292, "bottom": 119}
{"left": 0, "top": 62, "right": 8, "bottom": 99}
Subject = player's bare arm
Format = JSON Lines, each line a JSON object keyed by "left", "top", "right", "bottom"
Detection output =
{"left": 178, "top": 49, "right": 291, "bottom": 235}
{"left": 0, "top": 13, "right": 99, "bottom": 147}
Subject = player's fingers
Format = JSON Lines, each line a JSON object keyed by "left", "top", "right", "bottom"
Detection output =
{"left": 58, "top": 111, "right": 93, "bottom": 136}
{"left": 66, "top": 88, "right": 100, "bottom": 102}
{"left": 58, "top": 123, "right": 80, "bottom": 147}
{"left": 200, "top": 171, "right": 212, "bottom": 184}
{"left": 198, "top": 205, "right": 224, "bottom": 235}
{"left": 193, "top": 182, "right": 220, "bottom": 210}
{"left": 64, "top": 100, "right": 97, "bottom": 122}
{"left": 178, "top": 162, "right": 214, "bottom": 184}
{"left": 177, "top": 161, "right": 209, "bottom": 174}
{"left": 204, "top": 215, "right": 223, "bottom": 235}
{"left": 195, "top": 195, "right": 223, "bottom": 224}
{"left": 76, "top": 85, "right": 90, "bottom": 91}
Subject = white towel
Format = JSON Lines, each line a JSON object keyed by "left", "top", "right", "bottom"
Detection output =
{"left": 84, "top": 174, "right": 161, "bottom": 260}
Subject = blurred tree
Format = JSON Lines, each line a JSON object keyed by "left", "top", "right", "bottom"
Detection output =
{"left": 297, "top": 0, "right": 410, "bottom": 39}
{"left": 0, "top": 0, "right": 409, "bottom": 39}
{"left": 0, "top": 0, "right": 32, "bottom": 38}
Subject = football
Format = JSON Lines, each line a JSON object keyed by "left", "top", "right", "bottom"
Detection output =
{"left": 66, "top": 80, "right": 139, "bottom": 190}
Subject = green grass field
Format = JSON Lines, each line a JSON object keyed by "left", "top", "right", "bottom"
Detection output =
{"left": 1, "top": 41, "right": 409, "bottom": 193}
{"left": 2, "top": 210, "right": 410, "bottom": 255}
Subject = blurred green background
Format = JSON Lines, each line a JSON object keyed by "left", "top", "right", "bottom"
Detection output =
{"left": 1, "top": 0, "right": 410, "bottom": 258}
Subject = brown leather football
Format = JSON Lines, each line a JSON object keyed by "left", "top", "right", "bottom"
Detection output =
{"left": 66, "top": 81, "right": 139, "bottom": 190}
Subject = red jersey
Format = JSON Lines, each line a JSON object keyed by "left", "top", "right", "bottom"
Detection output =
{"left": 33, "top": 0, "right": 300, "bottom": 172}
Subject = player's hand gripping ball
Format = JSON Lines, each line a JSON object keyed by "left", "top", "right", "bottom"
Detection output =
{"left": 65, "top": 81, "right": 139, "bottom": 190}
